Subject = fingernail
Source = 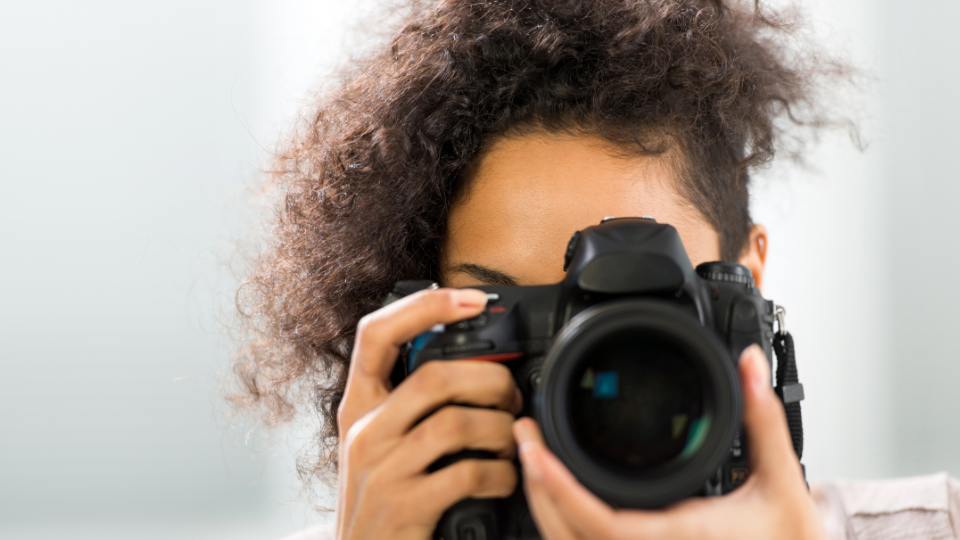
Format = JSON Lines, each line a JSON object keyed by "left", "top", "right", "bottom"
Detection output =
{"left": 743, "top": 345, "right": 770, "bottom": 396}
{"left": 514, "top": 419, "right": 533, "bottom": 444}
{"left": 519, "top": 442, "right": 542, "bottom": 481}
{"left": 452, "top": 288, "right": 488, "bottom": 308}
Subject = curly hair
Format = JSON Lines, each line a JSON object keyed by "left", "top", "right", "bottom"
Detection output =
{"left": 231, "top": 0, "right": 843, "bottom": 491}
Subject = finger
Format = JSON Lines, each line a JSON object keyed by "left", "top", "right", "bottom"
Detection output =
{"left": 514, "top": 418, "right": 617, "bottom": 539}
{"left": 513, "top": 417, "right": 545, "bottom": 446}
{"left": 355, "top": 288, "right": 489, "bottom": 380}
{"left": 514, "top": 420, "right": 581, "bottom": 540}
{"left": 367, "top": 360, "right": 520, "bottom": 439}
{"left": 739, "top": 344, "right": 802, "bottom": 484}
{"left": 340, "top": 288, "right": 488, "bottom": 431}
{"left": 516, "top": 418, "right": 703, "bottom": 539}
{"left": 382, "top": 406, "right": 517, "bottom": 477}
{"left": 520, "top": 460, "right": 581, "bottom": 540}
{"left": 413, "top": 459, "right": 518, "bottom": 523}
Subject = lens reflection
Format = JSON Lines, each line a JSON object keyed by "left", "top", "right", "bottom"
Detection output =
{"left": 569, "top": 329, "right": 707, "bottom": 472}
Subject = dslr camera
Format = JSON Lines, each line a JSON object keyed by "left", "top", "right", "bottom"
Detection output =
{"left": 387, "top": 217, "right": 804, "bottom": 540}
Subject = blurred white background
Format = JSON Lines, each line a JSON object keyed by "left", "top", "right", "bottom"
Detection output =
{"left": 1, "top": 0, "right": 957, "bottom": 538}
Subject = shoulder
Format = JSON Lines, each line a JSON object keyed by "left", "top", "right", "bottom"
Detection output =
{"left": 279, "top": 521, "right": 336, "bottom": 540}
{"left": 812, "top": 472, "right": 960, "bottom": 540}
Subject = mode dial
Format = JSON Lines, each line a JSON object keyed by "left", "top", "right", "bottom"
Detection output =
{"left": 695, "top": 261, "right": 755, "bottom": 287}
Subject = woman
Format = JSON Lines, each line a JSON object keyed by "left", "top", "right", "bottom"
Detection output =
{"left": 232, "top": 1, "right": 960, "bottom": 538}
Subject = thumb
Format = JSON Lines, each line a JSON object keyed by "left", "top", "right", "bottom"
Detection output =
{"left": 739, "top": 344, "right": 802, "bottom": 485}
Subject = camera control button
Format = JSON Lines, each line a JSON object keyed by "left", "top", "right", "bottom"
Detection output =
{"left": 442, "top": 340, "right": 494, "bottom": 355}
{"left": 730, "top": 467, "right": 749, "bottom": 486}
{"left": 528, "top": 370, "right": 543, "bottom": 391}
{"left": 470, "top": 313, "right": 489, "bottom": 329}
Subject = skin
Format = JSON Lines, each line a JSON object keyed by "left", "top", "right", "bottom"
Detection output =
{"left": 442, "top": 133, "right": 726, "bottom": 288}
{"left": 335, "top": 133, "right": 821, "bottom": 540}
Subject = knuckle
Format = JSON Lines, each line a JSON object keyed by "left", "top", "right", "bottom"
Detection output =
{"left": 457, "top": 461, "right": 486, "bottom": 491}
{"left": 476, "top": 461, "right": 517, "bottom": 498}
{"left": 478, "top": 408, "right": 508, "bottom": 434}
{"left": 414, "top": 407, "right": 465, "bottom": 449}
{"left": 344, "top": 421, "right": 374, "bottom": 465}
{"left": 492, "top": 410, "right": 515, "bottom": 435}
{"left": 483, "top": 364, "right": 517, "bottom": 406}
{"left": 355, "top": 312, "right": 380, "bottom": 341}
{"left": 421, "top": 287, "right": 453, "bottom": 308}
{"left": 345, "top": 431, "right": 366, "bottom": 464}
{"left": 492, "top": 364, "right": 516, "bottom": 394}
{"left": 408, "top": 287, "right": 440, "bottom": 310}
{"left": 412, "top": 360, "right": 449, "bottom": 392}
{"left": 435, "top": 406, "right": 470, "bottom": 439}
{"left": 406, "top": 418, "right": 428, "bottom": 444}
{"left": 494, "top": 461, "right": 518, "bottom": 494}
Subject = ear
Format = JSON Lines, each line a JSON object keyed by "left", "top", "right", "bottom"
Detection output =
{"left": 738, "top": 224, "right": 767, "bottom": 292}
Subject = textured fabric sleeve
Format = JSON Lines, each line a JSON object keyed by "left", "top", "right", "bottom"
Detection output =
{"left": 812, "top": 482, "right": 853, "bottom": 540}
{"left": 284, "top": 479, "right": 960, "bottom": 540}
{"left": 950, "top": 478, "right": 960, "bottom": 538}
{"left": 815, "top": 473, "right": 958, "bottom": 540}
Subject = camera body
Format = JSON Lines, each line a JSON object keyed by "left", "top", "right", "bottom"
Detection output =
{"left": 394, "top": 217, "right": 780, "bottom": 540}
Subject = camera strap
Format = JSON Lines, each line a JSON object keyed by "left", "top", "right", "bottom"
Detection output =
{"left": 772, "top": 306, "right": 804, "bottom": 460}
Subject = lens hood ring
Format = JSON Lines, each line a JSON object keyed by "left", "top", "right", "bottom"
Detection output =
{"left": 535, "top": 299, "right": 741, "bottom": 509}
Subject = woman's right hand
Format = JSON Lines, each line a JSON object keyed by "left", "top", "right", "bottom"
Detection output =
{"left": 335, "top": 287, "right": 522, "bottom": 540}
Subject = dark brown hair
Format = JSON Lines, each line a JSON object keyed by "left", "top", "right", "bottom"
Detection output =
{"left": 231, "top": 0, "right": 844, "bottom": 489}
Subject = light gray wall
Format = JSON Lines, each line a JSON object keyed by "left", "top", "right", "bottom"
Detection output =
{"left": 0, "top": 1, "right": 329, "bottom": 537}
{"left": 754, "top": 0, "right": 960, "bottom": 482}
{"left": 878, "top": 0, "right": 960, "bottom": 477}
{"left": 1, "top": 0, "right": 958, "bottom": 537}
{"left": 754, "top": 0, "right": 895, "bottom": 482}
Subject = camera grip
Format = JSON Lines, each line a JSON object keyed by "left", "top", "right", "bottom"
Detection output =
{"left": 434, "top": 498, "right": 499, "bottom": 540}
{"left": 431, "top": 450, "right": 501, "bottom": 540}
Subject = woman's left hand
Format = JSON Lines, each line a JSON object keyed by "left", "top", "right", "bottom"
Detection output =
{"left": 513, "top": 344, "right": 827, "bottom": 540}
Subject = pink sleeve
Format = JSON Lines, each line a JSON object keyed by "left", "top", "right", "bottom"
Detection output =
{"left": 950, "top": 478, "right": 960, "bottom": 538}
{"left": 812, "top": 473, "right": 959, "bottom": 540}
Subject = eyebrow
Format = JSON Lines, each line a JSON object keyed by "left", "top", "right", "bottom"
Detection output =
{"left": 449, "top": 263, "right": 520, "bottom": 286}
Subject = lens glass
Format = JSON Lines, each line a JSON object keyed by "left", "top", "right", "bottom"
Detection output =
{"left": 568, "top": 328, "right": 708, "bottom": 473}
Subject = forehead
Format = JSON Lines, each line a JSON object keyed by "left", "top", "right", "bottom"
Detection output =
{"left": 440, "top": 133, "right": 720, "bottom": 286}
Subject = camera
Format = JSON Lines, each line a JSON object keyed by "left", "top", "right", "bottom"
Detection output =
{"left": 386, "top": 217, "right": 803, "bottom": 540}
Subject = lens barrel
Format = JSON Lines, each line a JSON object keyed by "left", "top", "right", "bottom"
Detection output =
{"left": 535, "top": 300, "right": 741, "bottom": 508}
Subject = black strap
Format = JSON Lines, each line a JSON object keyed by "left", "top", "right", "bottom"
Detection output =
{"left": 773, "top": 331, "right": 804, "bottom": 460}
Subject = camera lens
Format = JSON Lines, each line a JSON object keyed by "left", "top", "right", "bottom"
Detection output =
{"left": 568, "top": 329, "right": 707, "bottom": 472}
{"left": 536, "top": 300, "right": 740, "bottom": 509}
